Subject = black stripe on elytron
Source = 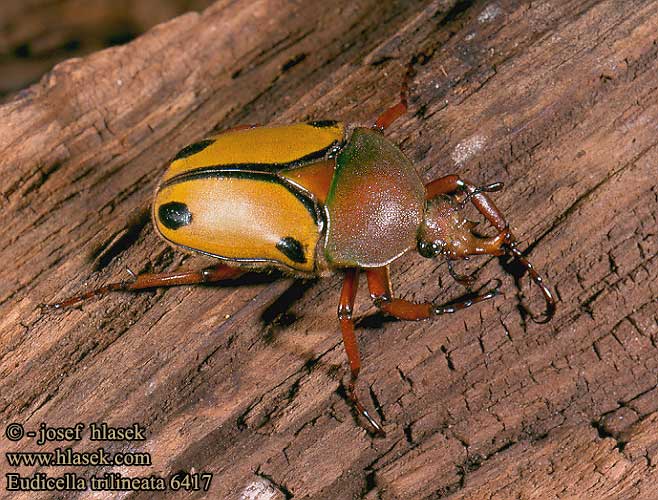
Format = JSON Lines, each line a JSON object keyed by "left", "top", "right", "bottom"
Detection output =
{"left": 172, "top": 139, "right": 215, "bottom": 161}
{"left": 159, "top": 170, "right": 321, "bottom": 225}
{"left": 307, "top": 120, "right": 338, "bottom": 128}
{"left": 167, "top": 139, "right": 344, "bottom": 178}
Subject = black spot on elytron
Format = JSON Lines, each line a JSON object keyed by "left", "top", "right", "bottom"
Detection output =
{"left": 276, "top": 237, "right": 306, "bottom": 264}
{"left": 172, "top": 139, "right": 215, "bottom": 161}
{"left": 307, "top": 120, "right": 338, "bottom": 128}
{"left": 158, "top": 202, "right": 192, "bottom": 230}
{"left": 159, "top": 170, "right": 322, "bottom": 225}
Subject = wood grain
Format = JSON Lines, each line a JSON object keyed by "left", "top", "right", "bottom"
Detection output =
{"left": 0, "top": 1, "right": 216, "bottom": 98}
{"left": 1, "top": 0, "right": 657, "bottom": 498}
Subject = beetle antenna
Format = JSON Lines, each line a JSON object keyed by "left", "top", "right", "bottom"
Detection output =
{"left": 505, "top": 242, "right": 556, "bottom": 323}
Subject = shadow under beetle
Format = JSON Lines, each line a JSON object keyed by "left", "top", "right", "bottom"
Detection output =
{"left": 49, "top": 62, "right": 555, "bottom": 436}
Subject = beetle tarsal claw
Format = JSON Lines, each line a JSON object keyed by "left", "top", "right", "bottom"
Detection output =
{"left": 456, "top": 181, "right": 505, "bottom": 209}
{"left": 347, "top": 379, "right": 386, "bottom": 437}
{"left": 504, "top": 242, "right": 556, "bottom": 324}
{"left": 431, "top": 279, "right": 501, "bottom": 316}
{"left": 483, "top": 181, "right": 504, "bottom": 192}
{"left": 447, "top": 259, "right": 477, "bottom": 288}
{"left": 487, "top": 278, "right": 503, "bottom": 297}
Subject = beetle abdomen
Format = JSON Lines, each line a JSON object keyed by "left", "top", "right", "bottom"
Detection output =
{"left": 154, "top": 171, "right": 321, "bottom": 273}
{"left": 324, "top": 128, "right": 425, "bottom": 268}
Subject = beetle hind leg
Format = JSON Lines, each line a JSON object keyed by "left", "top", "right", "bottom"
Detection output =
{"left": 338, "top": 269, "right": 386, "bottom": 437}
{"left": 44, "top": 264, "right": 244, "bottom": 310}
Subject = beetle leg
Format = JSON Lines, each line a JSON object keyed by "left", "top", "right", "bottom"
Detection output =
{"left": 221, "top": 124, "right": 260, "bottom": 133}
{"left": 426, "top": 175, "right": 517, "bottom": 237}
{"left": 373, "top": 60, "right": 416, "bottom": 131}
{"left": 366, "top": 266, "right": 499, "bottom": 320}
{"left": 424, "top": 175, "right": 556, "bottom": 323}
{"left": 338, "top": 268, "right": 385, "bottom": 437}
{"left": 447, "top": 259, "right": 476, "bottom": 288}
{"left": 45, "top": 264, "right": 243, "bottom": 310}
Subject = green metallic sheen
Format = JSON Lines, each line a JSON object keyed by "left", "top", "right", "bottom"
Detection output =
{"left": 324, "top": 127, "right": 425, "bottom": 267}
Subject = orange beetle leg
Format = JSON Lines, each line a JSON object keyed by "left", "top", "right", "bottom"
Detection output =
{"left": 373, "top": 60, "right": 417, "bottom": 131}
{"left": 338, "top": 268, "right": 385, "bottom": 437}
{"left": 45, "top": 264, "right": 244, "bottom": 310}
{"left": 221, "top": 124, "right": 260, "bottom": 133}
{"left": 366, "top": 266, "right": 499, "bottom": 320}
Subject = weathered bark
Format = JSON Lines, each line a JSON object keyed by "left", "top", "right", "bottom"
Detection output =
{"left": 0, "top": 0, "right": 215, "bottom": 97}
{"left": 1, "top": 0, "right": 657, "bottom": 499}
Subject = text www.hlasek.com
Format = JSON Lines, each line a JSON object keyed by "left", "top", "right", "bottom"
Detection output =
{"left": 5, "top": 422, "right": 213, "bottom": 492}
{"left": 6, "top": 447, "right": 150, "bottom": 467}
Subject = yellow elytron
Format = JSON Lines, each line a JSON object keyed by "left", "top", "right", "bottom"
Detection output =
{"left": 154, "top": 122, "right": 345, "bottom": 274}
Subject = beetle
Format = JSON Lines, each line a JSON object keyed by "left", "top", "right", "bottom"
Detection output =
{"left": 48, "top": 62, "right": 555, "bottom": 436}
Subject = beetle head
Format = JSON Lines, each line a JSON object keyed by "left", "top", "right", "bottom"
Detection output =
{"left": 416, "top": 190, "right": 556, "bottom": 324}
{"left": 417, "top": 194, "right": 479, "bottom": 260}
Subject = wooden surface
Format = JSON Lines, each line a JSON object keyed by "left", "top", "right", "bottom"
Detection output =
{"left": 0, "top": 0, "right": 214, "bottom": 98}
{"left": 1, "top": 0, "right": 657, "bottom": 498}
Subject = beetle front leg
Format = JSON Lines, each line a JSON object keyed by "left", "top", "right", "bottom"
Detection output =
{"left": 46, "top": 264, "right": 244, "bottom": 310}
{"left": 366, "top": 266, "right": 499, "bottom": 321}
{"left": 424, "top": 175, "right": 556, "bottom": 323}
{"left": 425, "top": 175, "right": 507, "bottom": 225}
{"left": 338, "top": 268, "right": 385, "bottom": 437}
{"left": 373, "top": 60, "right": 417, "bottom": 131}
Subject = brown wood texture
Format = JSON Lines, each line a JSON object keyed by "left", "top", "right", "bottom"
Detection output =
{"left": 1, "top": 0, "right": 657, "bottom": 498}
{"left": 0, "top": 0, "right": 215, "bottom": 98}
